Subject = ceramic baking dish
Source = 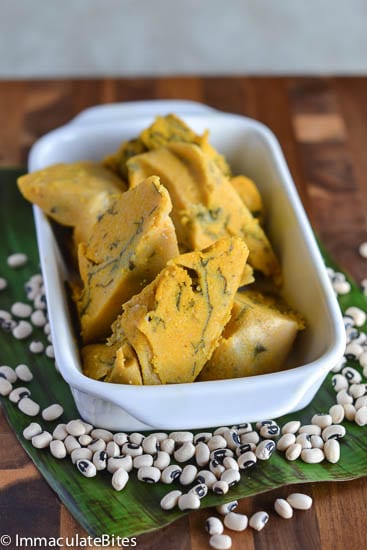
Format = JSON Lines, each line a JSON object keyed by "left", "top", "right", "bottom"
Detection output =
{"left": 29, "top": 100, "right": 345, "bottom": 431}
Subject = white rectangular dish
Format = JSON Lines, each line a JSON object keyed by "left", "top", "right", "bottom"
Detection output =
{"left": 29, "top": 100, "right": 346, "bottom": 431}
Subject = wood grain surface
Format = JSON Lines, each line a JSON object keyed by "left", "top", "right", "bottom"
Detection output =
{"left": 0, "top": 77, "right": 367, "bottom": 550}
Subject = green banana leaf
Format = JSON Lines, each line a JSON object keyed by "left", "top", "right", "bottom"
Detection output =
{"left": 0, "top": 168, "right": 366, "bottom": 538}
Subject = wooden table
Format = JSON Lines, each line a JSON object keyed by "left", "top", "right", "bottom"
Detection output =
{"left": 0, "top": 77, "right": 366, "bottom": 550}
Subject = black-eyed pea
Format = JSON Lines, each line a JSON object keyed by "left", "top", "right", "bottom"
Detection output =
{"left": 193, "top": 432, "right": 212, "bottom": 444}
{"left": 112, "top": 467, "right": 129, "bottom": 491}
{"left": 220, "top": 469, "right": 240, "bottom": 487}
{"left": 224, "top": 511, "right": 248, "bottom": 531}
{"left": 209, "top": 458, "right": 225, "bottom": 477}
{"left": 205, "top": 516, "right": 224, "bottom": 535}
{"left": 64, "top": 435, "right": 81, "bottom": 454}
{"left": 210, "top": 449, "right": 234, "bottom": 462}
{"left": 349, "top": 384, "right": 366, "bottom": 399}
{"left": 255, "top": 440, "right": 276, "bottom": 460}
{"left": 0, "top": 365, "right": 17, "bottom": 383}
{"left": 274, "top": 498, "right": 293, "bottom": 519}
{"left": 137, "top": 466, "right": 161, "bottom": 483}
{"left": 195, "top": 470, "right": 217, "bottom": 489}
{"left": 332, "top": 374, "right": 348, "bottom": 392}
{"left": 153, "top": 451, "right": 171, "bottom": 470}
{"left": 216, "top": 500, "right": 238, "bottom": 515}
{"left": 189, "top": 483, "right": 208, "bottom": 499}
{"left": 9, "top": 386, "right": 31, "bottom": 403}
{"left": 92, "top": 450, "right": 108, "bottom": 470}
{"left": 106, "top": 441, "right": 120, "bottom": 458}
{"left": 249, "top": 511, "right": 269, "bottom": 531}
{"left": 341, "top": 366, "right": 362, "bottom": 383}
{"left": 277, "top": 433, "right": 296, "bottom": 451}
{"left": 240, "top": 431, "right": 259, "bottom": 445}
{"left": 76, "top": 459, "right": 96, "bottom": 478}
{"left": 160, "top": 437, "right": 175, "bottom": 455}
{"left": 222, "top": 429, "right": 240, "bottom": 449}
{"left": 237, "top": 451, "right": 257, "bottom": 470}
{"left": 286, "top": 493, "right": 313, "bottom": 510}
{"left": 160, "top": 490, "right": 182, "bottom": 510}
{"left": 113, "top": 432, "right": 128, "bottom": 446}
{"left": 213, "top": 427, "right": 228, "bottom": 436}
{"left": 18, "top": 397, "right": 40, "bottom": 417}
{"left": 178, "top": 493, "right": 201, "bottom": 511}
{"left": 121, "top": 442, "right": 143, "bottom": 457}
{"left": 322, "top": 424, "right": 346, "bottom": 441}
{"left": 259, "top": 424, "right": 280, "bottom": 439}
{"left": 88, "top": 438, "right": 106, "bottom": 453}
{"left": 299, "top": 424, "right": 322, "bottom": 436}
{"left": 212, "top": 480, "right": 229, "bottom": 495}
{"left": 345, "top": 306, "right": 366, "bottom": 327}
{"left": 0, "top": 377, "right": 13, "bottom": 396}
{"left": 169, "top": 431, "right": 193, "bottom": 444}
{"left": 235, "top": 443, "right": 256, "bottom": 457}
{"left": 161, "top": 464, "right": 182, "bottom": 484}
{"left": 79, "top": 434, "right": 93, "bottom": 447}
{"left": 209, "top": 534, "right": 232, "bottom": 550}
{"left": 128, "top": 432, "right": 145, "bottom": 446}
{"left": 355, "top": 396, "right": 367, "bottom": 410}
{"left": 232, "top": 422, "right": 252, "bottom": 435}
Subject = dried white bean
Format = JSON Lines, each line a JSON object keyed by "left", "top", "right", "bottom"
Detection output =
{"left": 223, "top": 457, "right": 239, "bottom": 471}
{"left": 106, "top": 441, "right": 120, "bottom": 458}
{"left": 79, "top": 434, "right": 93, "bottom": 446}
{"left": 333, "top": 280, "right": 351, "bottom": 294}
{"left": 277, "top": 433, "right": 296, "bottom": 451}
{"left": 107, "top": 455, "right": 133, "bottom": 474}
{"left": 249, "top": 511, "right": 269, "bottom": 531}
{"left": 113, "top": 432, "right": 128, "bottom": 446}
{"left": 53, "top": 424, "right": 68, "bottom": 441}
{"left": 345, "top": 306, "right": 366, "bottom": 327}
{"left": 31, "top": 431, "right": 52, "bottom": 449}
{"left": 336, "top": 390, "right": 353, "bottom": 406}
{"left": 66, "top": 419, "right": 86, "bottom": 437}
{"left": 0, "top": 377, "right": 13, "bottom": 396}
{"left": 324, "top": 439, "right": 340, "bottom": 463}
{"left": 178, "top": 493, "right": 200, "bottom": 511}
{"left": 42, "top": 403, "right": 64, "bottom": 421}
{"left": 285, "top": 443, "right": 302, "bottom": 461}
{"left": 179, "top": 464, "right": 198, "bottom": 485}
{"left": 224, "top": 511, "right": 248, "bottom": 531}
{"left": 329, "top": 404, "right": 345, "bottom": 424}
{"left": 91, "top": 428, "right": 113, "bottom": 442}
{"left": 209, "top": 534, "right": 232, "bottom": 550}
{"left": 358, "top": 241, "right": 367, "bottom": 258}
{"left": 142, "top": 435, "right": 158, "bottom": 455}
{"left": 160, "top": 437, "right": 175, "bottom": 455}
{"left": 240, "top": 431, "right": 260, "bottom": 445}
{"left": 220, "top": 469, "right": 240, "bottom": 486}
{"left": 30, "top": 309, "right": 47, "bottom": 327}
{"left": 169, "top": 431, "right": 193, "bottom": 444}
{"left": 349, "top": 384, "right": 366, "bottom": 399}
{"left": 12, "top": 320, "right": 33, "bottom": 339}
{"left": 76, "top": 459, "right": 96, "bottom": 478}
{"left": 18, "top": 397, "right": 40, "bottom": 416}
{"left": 0, "top": 277, "right": 7, "bottom": 290}
{"left": 13, "top": 364, "right": 32, "bottom": 383}
{"left": 0, "top": 365, "right": 17, "bottom": 383}
{"left": 355, "top": 395, "right": 367, "bottom": 410}
{"left": 128, "top": 432, "right": 145, "bottom": 446}
{"left": 112, "top": 467, "right": 129, "bottom": 491}
{"left": 301, "top": 448, "right": 325, "bottom": 463}
{"left": 11, "top": 302, "right": 32, "bottom": 318}
{"left": 23, "top": 422, "right": 42, "bottom": 440}
{"left": 174, "top": 441, "right": 195, "bottom": 462}
{"left": 355, "top": 406, "right": 367, "bottom": 426}
{"left": 207, "top": 435, "right": 227, "bottom": 451}
{"left": 287, "top": 493, "right": 313, "bottom": 510}
{"left": 311, "top": 414, "right": 332, "bottom": 429}
{"left": 29, "top": 340, "right": 44, "bottom": 354}
{"left": 310, "top": 435, "right": 324, "bottom": 449}
{"left": 71, "top": 448, "right": 93, "bottom": 464}
{"left": 133, "top": 454, "right": 153, "bottom": 469}
{"left": 160, "top": 490, "right": 182, "bottom": 510}
{"left": 50, "top": 439, "right": 67, "bottom": 459}
{"left": 64, "top": 435, "right": 81, "bottom": 454}
{"left": 343, "top": 403, "right": 357, "bottom": 421}
{"left": 274, "top": 498, "right": 293, "bottom": 519}
{"left": 213, "top": 427, "right": 228, "bottom": 436}
{"left": 45, "top": 345, "right": 55, "bottom": 358}
{"left": 205, "top": 516, "right": 224, "bottom": 535}
{"left": 7, "top": 253, "right": 28, "bottom": 267}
